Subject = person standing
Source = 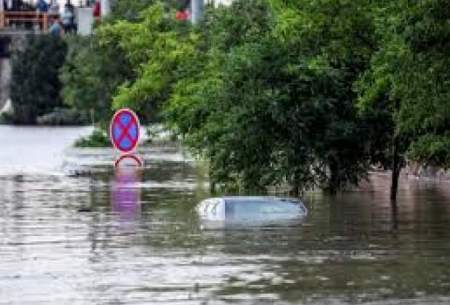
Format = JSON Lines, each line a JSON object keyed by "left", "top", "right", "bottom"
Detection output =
{"left": 65, "top": 0, "right": 74, "bottom": 15}
{"left": 36, "top": 0, "right": 49, "bottom": 13}
{"left": 49, "top": 16, "right": 63, "bottom": 37}
{"left": 92, "top": 0, "right": 100, "bottom": 23}
{"left": 61, "top": 4, "right": 74, "bottom": 32}
{"left": 49, "top": 0, "right": 60, "bottom": 16}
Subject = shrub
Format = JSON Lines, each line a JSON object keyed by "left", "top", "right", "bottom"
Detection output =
{"left": 10, "top": 35, "right": 67, "bottom": 124}
{"left": 74, "top": 128, "right": 111, "bottom": 148}
{"left": 36, "top": 108, "right": 88, "bottom": 125}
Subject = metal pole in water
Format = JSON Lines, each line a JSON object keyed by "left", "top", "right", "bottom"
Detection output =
{"left": 191, "top": 0, "right": 204, "bottom": 25}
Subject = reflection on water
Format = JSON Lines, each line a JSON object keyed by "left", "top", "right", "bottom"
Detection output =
{"left": 111, "top": 165, "right": 142, "bottom": 227}
{"left": 0, "top": 127, "right": 449, "bottom": 305}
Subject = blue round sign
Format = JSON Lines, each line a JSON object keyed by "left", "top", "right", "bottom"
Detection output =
{"left": 110, "top": 109, "right": 140, "bottom": 153}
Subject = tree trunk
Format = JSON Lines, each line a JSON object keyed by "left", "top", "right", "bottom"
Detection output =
{"left": 391, "top": 195, "right": 399, "bottom": 231}
{"left": 289, "top": 185, "right": 300, "bottom": 198}
{"left": 390, "top": 135, "right": 402, "bottom": 202}
{"left": 328, "top": 161, "right": 339, "bottom": 195}
{"left": 209, "top": 164, "right": 216, "bottom": 193}
{"left": 391, "top": 97, "right": 403, "bottom": 202}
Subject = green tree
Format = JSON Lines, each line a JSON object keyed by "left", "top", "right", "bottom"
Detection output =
{"left": 60, "top": 35, "right": 133, "bottom": 127}
{"left": 358, "top": 0, "right": 450, "bottom": 200}
{"left": 97, "top": 3, "right": 198, "bottom": 115}
{"left": 166, "top": 0, "right": 376, "bottom": 193}
{"left": 100, "top": 0, "right": 449, "bottom": 198}
{"left": 100, "top": 0, "right": 379, "bottom": 193}
{"left": 110, "top": 0, "right": 180, "bottom": 21}
{"left": 10, "top": 35, "right": 67, "bottom": 124}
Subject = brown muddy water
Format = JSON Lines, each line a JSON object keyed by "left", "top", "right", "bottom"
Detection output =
{"left": 0, "top": 126, "right": 449, "bottom": 305}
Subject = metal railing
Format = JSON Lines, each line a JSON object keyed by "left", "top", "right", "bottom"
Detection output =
{"left": 0, "top": 11, "right": 58, "bottom": 31}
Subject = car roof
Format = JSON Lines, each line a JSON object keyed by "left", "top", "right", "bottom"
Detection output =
{"left": 220, "top": 196, "right": 302, "bottom": 203}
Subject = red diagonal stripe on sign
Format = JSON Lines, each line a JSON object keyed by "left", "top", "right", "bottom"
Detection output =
{"left": 116, "top": 116, "right": 136, "bottom": 147}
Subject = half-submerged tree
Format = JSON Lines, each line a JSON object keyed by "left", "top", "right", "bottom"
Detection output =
{"left": 10, "top": 35, "right": 67, "bottom": 124}
{"left": 358, "top": 0, "right": 450, "bottom": 200}
{"left": 167, "top": 0, "right": 376, "bottom": 193}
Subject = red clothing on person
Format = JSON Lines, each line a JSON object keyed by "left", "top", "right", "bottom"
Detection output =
{"left": 176, "top": 10, "right": 190, "bottom": 21}
{"left": 93, "top": 2, "right": 101, "bottom": 17}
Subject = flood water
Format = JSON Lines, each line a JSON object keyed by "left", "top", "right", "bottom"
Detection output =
{"left": 0, "top": 126, "right": 449, "bottom": 305}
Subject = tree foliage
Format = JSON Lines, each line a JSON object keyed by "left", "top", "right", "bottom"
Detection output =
{"left": 10, "top": 35, "right": 67, "bottom": 124}
{"left": 97, "top": 3, "right": 198, "bottom": 119}
{"left": 63, "top": 0, "right": 449, "bottom": 197}
{"left": 110, "top": 0, "right": 181, "bottom": 21}
{"left": 60, "top": 35, "right": 133, "bottom": 127}
{"left": 358, "top": 0, "right": 450, "bottom": 171}
{"left": 98, "top": 0, "right": 380, "bottom": 193}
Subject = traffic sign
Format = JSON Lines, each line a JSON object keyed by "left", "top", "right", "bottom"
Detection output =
{"left": 110, "top": 108, "right": 140, "bottom": 153}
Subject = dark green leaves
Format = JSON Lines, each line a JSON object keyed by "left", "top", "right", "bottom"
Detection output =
{"left": 10, "top": 35, "right": 67, "bottom": 124}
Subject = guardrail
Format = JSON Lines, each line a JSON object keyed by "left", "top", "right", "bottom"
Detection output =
{"left": 0, "top": 11, "right": 58, "bottom": 32}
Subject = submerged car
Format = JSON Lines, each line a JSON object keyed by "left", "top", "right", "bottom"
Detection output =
{"left": 196, "top": 196, "right": 307, "bottom": 225}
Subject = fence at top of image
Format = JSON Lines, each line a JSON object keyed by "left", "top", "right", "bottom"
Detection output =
{"left": 0, "top": 11, "right": 57, "bottom": 32}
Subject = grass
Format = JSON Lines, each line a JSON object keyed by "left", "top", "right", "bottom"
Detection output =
{"left": 74, "top": 128, "right": 111, "bottom": 148}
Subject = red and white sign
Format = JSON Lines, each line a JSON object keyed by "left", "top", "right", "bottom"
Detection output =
{"left": 110, "top": 108, "right": 141, "bottom": 153}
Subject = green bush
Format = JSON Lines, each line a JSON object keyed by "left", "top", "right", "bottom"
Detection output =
{"left": 60, "top": 35, "right": 134, "bottom": 129}
{"left": 10, "top": 35, "right": 67, "bottom": 124}
{"left": 0, "top": 112, "right": 13, "bottom": 124}
{"left": 74, "top": 129, "right": 111, "bottom": 148}
{"left": 36, "top": 108, "right": 88, "bottom": 125}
